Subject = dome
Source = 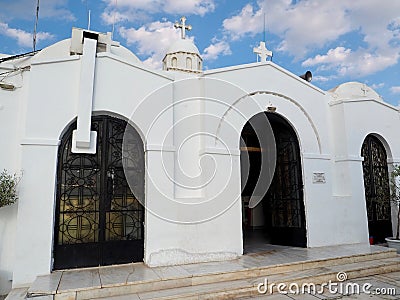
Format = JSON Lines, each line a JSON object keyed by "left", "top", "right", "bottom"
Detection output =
{"left": 33, "top": 32, "right": 141, "bottom": 65}
{"left": 167, "top": 38, "right": 200, "bottom": 55}
{"left": 329, "top": 82, "right": 382, "bottom": 101}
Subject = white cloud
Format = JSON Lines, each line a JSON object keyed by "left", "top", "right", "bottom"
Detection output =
{"left": 0, "top": 22, "right": 54, "bottom": 48}
{"left": 0, "top": 0, "right": 75, "bottom": 22}
{"left": 222, "top": 0, "right": 400, "bottom": 78}
{"left": 303, "top": 46, "right": 399, "bottom": 77}
{"left": 223, "top": 0, "right": 352, "bottom": 56}
{"left": 371, "top": 83, "right": 385, "bottom": 90}
{"left": 222, "top": 4, "right": 264, "bottom": 41}
{"left": 312, "top": 75, "right": 335, "bottom": 83}
{"left": 391, "top": 86, "right": 400, "bottom": 94}
{"left": 102, "top": 0, "right": 215, "bottom": 24}
{"left": 119, "top": 21, "right": 182, "bottom": 69}
{"left": 303, "top": 47, "right": 351, "bottom": 66}
{"left": 202, "top": 39, "right": 231, "bottom": 61}
{"left": 118, "top": 17, "right": 231, "bottom": 68}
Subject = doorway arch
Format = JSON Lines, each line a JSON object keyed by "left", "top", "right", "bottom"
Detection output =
{"left": 361, "top": 134, "right": 392, "bottom": 243}
{"left": 240, "top": 112, "right": 306, "bottom": 250}
{"left": 53, "top": 115, "right": 145, "bottom": 269}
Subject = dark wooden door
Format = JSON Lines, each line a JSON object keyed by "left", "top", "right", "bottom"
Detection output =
{"left": 54, "top": 116, "right": 144, "bottom": 269}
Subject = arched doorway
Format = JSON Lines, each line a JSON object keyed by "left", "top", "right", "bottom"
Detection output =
{"left": 361, "top": 134, "right": 392, "bottom": 243}
{"left": 240, "top": 112, "right": 306, "bottom": 251}
{"left": 53, "top": 115, "right": 145, "bottom": 269}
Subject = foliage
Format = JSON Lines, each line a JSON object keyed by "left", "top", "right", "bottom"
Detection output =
{"left": 390, "top": 165, "right": 400, "bottom": 240}
{"left": 0, "top": 169, "right": 20, "bottom": 208}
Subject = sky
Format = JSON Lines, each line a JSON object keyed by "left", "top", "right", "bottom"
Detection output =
{"left": 0, "top": 0, "right": 399, "bottom": 105}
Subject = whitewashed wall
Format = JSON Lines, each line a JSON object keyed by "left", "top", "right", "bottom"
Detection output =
{"left": 8, "top": 39, "right": 173, "bottom": 287}
{"left": 2, "top": 33, "right": 400, "bottom": 294}
{"left": 202, "top": 63, "right": 334, "bottom": 248}
{"left": 329, "top": 94, "right": 400, "bottom": 243}
{"left": 0, "top": 59, "right": 31, "bottom": 294}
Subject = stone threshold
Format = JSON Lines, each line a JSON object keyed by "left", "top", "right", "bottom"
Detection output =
{"left": 8, "top": 244, "right": 399, "bottom": 300}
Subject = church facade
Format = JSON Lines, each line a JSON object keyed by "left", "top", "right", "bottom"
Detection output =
{"left": 0, "top": 24, "right": 399, "bottom": 293}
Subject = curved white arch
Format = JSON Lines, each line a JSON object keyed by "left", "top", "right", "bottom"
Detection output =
{"left": 360, "top": 132, "right": 393, "bottom": 161}
{"left": 216, "top": 90, "right": 322, "bottom": 154}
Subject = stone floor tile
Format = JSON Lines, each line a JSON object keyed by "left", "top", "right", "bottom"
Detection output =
{"left": 349, "top": 278, "right": 399, "bottom": 299}
{"left": 28, "top": 272, "right": 62, "bottom": 295}
{"left": 180, "top": 259, "right": 246, "bottom": 276}
{"left": 58, "top": 269, "right": 101, "bottom": 293}
{"left": 4, "top": 288, "right": 28, "bottom": 300}
{"left": 96, "top": 294, "right": 139, "bottom": 300}
{"left": 125, "top": 264, "right": 161, "bottom": 284}
{"left": 151, "top": 265, "right": 191, "bottom": 280}
{"left": 240, "top": 293, "right": 292, "bottom": 299}
{"left": 378, "top": 272, "right": 400, "bottom": 282}
{"left": 287, "top": 293, "right": 321, "bottom": 299}
{"left": 28, "top": 296, "right": 54, "bottom": 300}
{"left": 98, "top": 264, "right": 134, "bottom": 287}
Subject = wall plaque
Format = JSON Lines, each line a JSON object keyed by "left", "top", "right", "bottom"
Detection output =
{"left": 313, "top": 172, "right": 326, "bottom": 184}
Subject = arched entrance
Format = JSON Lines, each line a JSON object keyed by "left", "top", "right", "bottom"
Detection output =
{"left": 240, "top": 112, "right": 306, "bottom": 250}
{"left": 361, "top": 134, "right": 392, "bottom": 243}
{"left": 53, "top": 115, "right": 145, "bottom": 269}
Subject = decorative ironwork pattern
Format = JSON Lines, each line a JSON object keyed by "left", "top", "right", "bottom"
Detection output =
{"left": 362, "top": 135, "right": 391, "bottom": 222}
{"left": 267, "top": 122, "right": 304, "bottom": 229}
{"left": 241, "top": 112, "right": 306, "bottom": 247}
{"left": 54, "top": 116, "right": 144, "bottom": 269}
{"left": 57, "top": 121, "right": 102, "bottom": 245}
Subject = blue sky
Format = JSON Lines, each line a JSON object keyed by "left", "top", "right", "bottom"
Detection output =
{"left": 1, "top": 0, "right": 399, "bottom": 105}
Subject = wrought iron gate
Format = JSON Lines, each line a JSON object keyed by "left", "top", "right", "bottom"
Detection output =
{"left": 54, "top": 116, "right": 144, "bottom": 269}
{"left": 241, "top": 113, "right": 306, "bottom": 247}
{"left": 362, "top": 135, "right": 392, "bottom": 243}
{"left": 263, "top": 114, "right": 306, "bottom": 247}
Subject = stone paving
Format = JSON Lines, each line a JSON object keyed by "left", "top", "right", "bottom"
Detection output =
{"left": 242, "top": 271, "right": 400, "bottom": 299}
{"left": 5, "top": 244, "right": 400, "bottom": 299}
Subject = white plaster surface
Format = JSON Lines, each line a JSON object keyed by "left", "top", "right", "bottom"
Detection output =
{"left": 1, "top": 27, "right": 400, "bottom": 294}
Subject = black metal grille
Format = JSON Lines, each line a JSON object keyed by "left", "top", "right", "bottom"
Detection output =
{"left": 264, "top": 116, "right": 306, "bottom": 247}
{"left": 362, "top": 135, "right": 392, "bottom": 242}
{"left": 268, "top": 127, "right": 303, "bottom": 229}
{"left": 241, "top": 113, "right": 306, "bottom": 247}
{"left": 54, "top": 116, "right": 144, "bottom": 269}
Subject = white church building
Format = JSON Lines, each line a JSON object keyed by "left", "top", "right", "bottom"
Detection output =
{"left": 0, "top": 20, "right": 399, "bottom": 293}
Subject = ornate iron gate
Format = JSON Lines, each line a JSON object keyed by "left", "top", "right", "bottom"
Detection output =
{"left": 362, "top": 135, "right": 392, "bottom": 243}
{"left": 54, "top": 116, "right": 144, "bottom": 269}
{"left": 241, "top": 113, "right": 306, "bottom": 247}
{"left": 263, "top": 114, "right": 306, "bottom": 247}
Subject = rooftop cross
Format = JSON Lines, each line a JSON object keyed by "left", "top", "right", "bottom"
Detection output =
{"left": 361, "top": 84, "right": 368, "bottom": 96}
{"left": 253, "top": 41, "right": 273, "bottom": 62}
{"left": 174, "top": 16, "right": 192, "bottom": 39}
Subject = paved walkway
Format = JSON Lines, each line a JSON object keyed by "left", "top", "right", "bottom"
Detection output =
{"left": 5, "top": 243, "right": 400, "bottom": 299}
{"left": 242, "top": 271, "right": 400, "bottom": 299}
{"left": 27, "top": 244, "right": 392, "bottom": 296}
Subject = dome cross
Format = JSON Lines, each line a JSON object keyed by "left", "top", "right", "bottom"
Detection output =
{"left": 174, "top": 16, "right": 192, "bottom": 39}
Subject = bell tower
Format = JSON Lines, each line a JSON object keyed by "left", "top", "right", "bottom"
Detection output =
{"left": 163, "top": 17, "right": 203, "bottom": 73}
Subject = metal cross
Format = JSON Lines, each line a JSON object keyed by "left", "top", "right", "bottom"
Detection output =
{"left": 253, "top": 41, "right": 273, "bottom": 62}
{"left": 174, "top": 16, "right": 192, "bottom": 39}
{"left": 361, "top": 84, "right": 368, "bottom": 96}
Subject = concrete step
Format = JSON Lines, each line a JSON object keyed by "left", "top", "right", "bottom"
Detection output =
{"left": 7, "top": 244, "right": 398, "bottom": 300}
{"left": 116, "top": 256, "right": 400, "bottom": 300}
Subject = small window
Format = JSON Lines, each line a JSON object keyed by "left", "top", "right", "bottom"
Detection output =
{"left": 171, "top": 57, "right": 177, "bottom": 68}
{"left": 186, "top": 57, "right": 192, "bottom": 69}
